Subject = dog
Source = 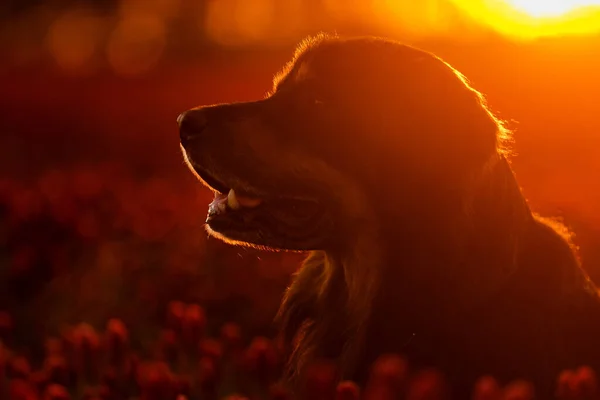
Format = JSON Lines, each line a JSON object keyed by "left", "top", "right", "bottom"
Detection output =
{"left": 178, "top": 34, "right": 600, "bottom": 398}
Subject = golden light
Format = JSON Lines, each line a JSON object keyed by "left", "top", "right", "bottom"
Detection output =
{"left": 233, "top": 0, "right": 274, "bottom": 42}
{"left": 326, "top": 0, "right": 461, "bottom": 38}
{"left": 452, "top": 0, "right": 600, "bottom": 39}
{"left": 372, "top": 0, "right": 453, "bottom": 37}
{"left": 204, "top": 0, "right": 275, "bottom": 46}
{"left": 507, "top": 0, "right": 600, "bottom": 17}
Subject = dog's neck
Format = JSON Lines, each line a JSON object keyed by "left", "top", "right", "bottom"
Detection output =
{"left": 277, "top": 196, "right": 384, "bottom": 383}
{"left": 278, "top": 154, "right": 535, "bottom": 385}
{"left": 335, "top": 155, "right": 534, "bottom": 372}
{"left": 373, "top": 155, "right": 534, "bottom": 331}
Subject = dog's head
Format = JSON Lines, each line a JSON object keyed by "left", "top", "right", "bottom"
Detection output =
{"left": 179, "top": 34, "right": 509, "bottom": 252}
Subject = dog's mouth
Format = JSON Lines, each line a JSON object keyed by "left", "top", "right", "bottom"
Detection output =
{"left": 190, "top": 164, "right": 265, "bottom": 213}
{"left": 190, "top": 162, "right": 333, "bottom": 251}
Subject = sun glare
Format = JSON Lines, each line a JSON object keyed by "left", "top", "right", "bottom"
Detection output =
{"left": 508, "top": 0, "right": 600, "bottom": 17}
{"left": 452, "top": 0, "right": 600, "bottom": 39}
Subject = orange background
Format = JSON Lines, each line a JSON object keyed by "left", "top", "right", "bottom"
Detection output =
{"left": 1, "top": 0, "right": 600, "bottom": 342}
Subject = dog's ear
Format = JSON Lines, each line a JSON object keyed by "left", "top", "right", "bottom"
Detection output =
{"left": 297, "top": 39, "right": 505, "bottom": 170}
{"left": 409, "top": 59, "right": 507, "bottom": 172}
{"left": 369, "top": 50, "right": 507, "bottom": 177}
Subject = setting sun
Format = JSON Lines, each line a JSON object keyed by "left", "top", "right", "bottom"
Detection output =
{"left": 452, "top": 0, "right": 600, "bottom": 38}
{"left": 508, "top": 0, "right": 600, "bottom": 17}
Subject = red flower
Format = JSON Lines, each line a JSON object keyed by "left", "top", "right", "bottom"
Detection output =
{"left": 557, "top": 366, "right": 598, "bottom": 400}
{"left": 573, "top": 366, "right": 598, "bottom": 399}
{"left": 557, "top": 369, "right": 576, "bottom": 399}
{"left": 199, "top": 338, "right": 223, "bottom": 362}
{"left": 302, "top": 360, "right": 338, "bottom": 400}
{"left": 198, "top": 356, "right": 219, "bottom": 394}
{"left": 8, "top": 379, "right": 38, "bottom": 400}
{"left": 243, "top": 336, "right": 279, "bottom": 384}
{"left": 43, "top": 355, "right": 71, "bottom": 387}
{"left": 157, "top": 329, "right": 179, "bottom": 364}
{"left": 335, "top": 381, "right": 361, "bottom": 400}
{"left": 8, "top": 356, "right": 32, "bottom": 380}
{"left": 364, "top": 354, "right": 408, "bottom": 400}
{"left": 503, "top": 380, "right": 535, "bottom": 400}
{"left": 104, "top": 318, "right": 129, "bottom": 367}
{"left": 473, "top": 376, "right": 501, "bottom": 400}
{"left": 166, "top": 301, "right": 186, "bottom": 333}
{"left": 220, "top": 322, "right": 243, "bottom": 353}
{"left": 405, "top": 369, "right": 448, "bottom": 400}
{"left": 43, "top": 383, "right": 70, "bottom": 400}
{"left": 136, "top": 361, "right": 174, "bottom": 400}
{"left": 181, "top": 304, "right": 207, "bottom": 346}
{"left": 67, "top": 323, "right": 101, "bottom": 382}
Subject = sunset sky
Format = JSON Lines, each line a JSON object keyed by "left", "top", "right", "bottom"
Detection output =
{"left": 450, "top": 0, "right": 600, "bottom": 38}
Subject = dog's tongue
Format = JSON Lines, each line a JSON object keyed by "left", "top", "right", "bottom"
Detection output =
{"left": 226, "top": 189, "right": 262, "bottom": 210}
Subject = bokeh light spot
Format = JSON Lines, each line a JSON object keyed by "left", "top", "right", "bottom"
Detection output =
{"left": 46, "top": 8, "right": 104, "bottom": 72}
{"left": 234, "top": 0, "right": 274, "bottom": 41}
{"left": 107, "top": 15, "right": 166, "bottom": 77}
{"left": 205, "top": 0, "right": 275, "bottom": 46}
{"left": 118, "top": 0, "right": 182, "bottom": 20}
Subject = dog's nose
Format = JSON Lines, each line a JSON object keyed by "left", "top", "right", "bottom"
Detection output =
{"left": 178, "top": 109, "right": 207, "bottom": 144}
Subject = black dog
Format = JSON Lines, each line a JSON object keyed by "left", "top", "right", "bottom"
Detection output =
{"left": 179, "top": 34, "right": 600, "bottom": 398}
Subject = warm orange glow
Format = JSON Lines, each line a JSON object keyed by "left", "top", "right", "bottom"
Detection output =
{"left": 46, "top": 8, "right": 103, "bottom": 72}
{"left": 508, "top": 0, "right": 600, "bottom": 17}
{"left": 372, "top": 0, "right": 454, "bottom": 37}
{"left": 451, "top": 0, "right": 600, "bottom": 39}
{"left": 106, "top": 15, "right": 166, "bottom": 76}
{"left": 118, "top": 0, "right": 181, "bottom": 20}
{"left": 204, "top": 0, "right": 275, "bottom": 46}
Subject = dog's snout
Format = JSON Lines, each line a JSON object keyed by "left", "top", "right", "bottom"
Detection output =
{"left": 178, "top": 109, "right": 207, "bottom": 144}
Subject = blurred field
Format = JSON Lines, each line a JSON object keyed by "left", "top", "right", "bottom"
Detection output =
{"left": 1, "top": 1, "right": 600, "bottom": 398}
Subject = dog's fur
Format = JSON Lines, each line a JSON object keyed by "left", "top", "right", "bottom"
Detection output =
{"left": 179, "top": 34, "right": 600, "bottom": 398}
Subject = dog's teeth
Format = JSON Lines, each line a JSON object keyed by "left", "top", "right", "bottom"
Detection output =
{"left": 227, "top": 189, "right": 241, "bottom": 210}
